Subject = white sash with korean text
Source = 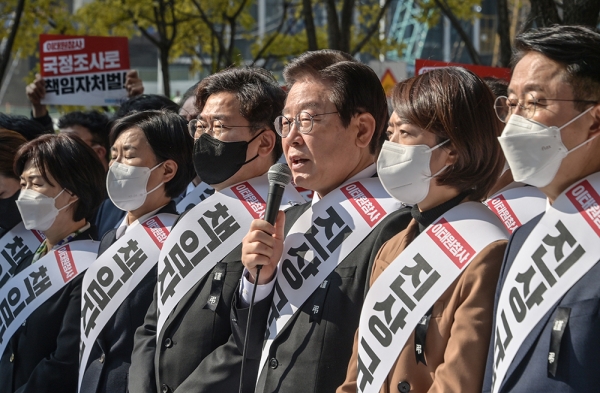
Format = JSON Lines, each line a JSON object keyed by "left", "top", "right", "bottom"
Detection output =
{"left": 486, "top": 185, "right": 546, "bottom": 233}
{"left": 0, "top": 240, "right": 98, "bottom": 358}
{"left": 259, "top": 177, "right": 405, "bottom": 377}
{"left": 176, "top": 182, "right": 214, "bottom": 214}
{"left": 78, "top": 213, "right": 176, "bottom": 390}
{"left": 357, "top": 202, "right": 507, "bottom": 393}
{"left": 0, "top": 223, "right": 45, "bottom": 288}
{"left": 491, "top": 173, "right": 600, "bottom": 393}
{"left": 156, "top": 175, "right": 302, "bottom": 335}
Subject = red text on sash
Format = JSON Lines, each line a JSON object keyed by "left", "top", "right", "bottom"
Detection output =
{"left": 232, "top": 182, "right": 266, "bottom": 219}
{"left": 427, "top": 218, "right": 475, "bottom": 268}
{"left": 142, "top": 217, "right": 170, "bottom": 249}
{"left": 341, "top": 182, "right": 386, "bottom": 227}
{"left": 487, "top": 195, "right": 521, "bottom": 233}
{"left": 566, "top": 180, "right": 600, "bottom": 236}
{"left": 55, "top": 245, "right": 78, "bottom": 282}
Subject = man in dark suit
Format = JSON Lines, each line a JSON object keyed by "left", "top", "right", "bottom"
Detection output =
{"left": 128, "top": 67, "right": 290, "bottom": 393}
{"left": 482, "top": 25, "right": 600, "bottom": 393}
{"left": 207, "top": 51, "right": 413, "bottom": 393}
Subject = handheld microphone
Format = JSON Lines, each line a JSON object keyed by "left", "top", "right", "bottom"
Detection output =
{"left": 264, "top": 163, "right": 293, "bottom": 225}
{"left": 239, "top": 164, "right": 292, "bottom": 393}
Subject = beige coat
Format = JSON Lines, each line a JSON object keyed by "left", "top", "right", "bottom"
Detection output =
{"left": 337, "top": 219, "right": 507, "bottom": 393}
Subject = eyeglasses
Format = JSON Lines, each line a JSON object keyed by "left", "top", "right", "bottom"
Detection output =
{"left": 187, "top": 118, "right": 251, "bottom": 138}
{"left": 274, "top": 111, "right": 338, "bottom": 138}
{"left": 494, "top": 93, "right": 597, "bottom": 123}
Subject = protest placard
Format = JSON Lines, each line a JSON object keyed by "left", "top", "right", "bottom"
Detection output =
{"left": 39, "top": 34, "right": 130, "bottom": 106}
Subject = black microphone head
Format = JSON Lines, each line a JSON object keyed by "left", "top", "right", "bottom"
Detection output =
{"left": 268, "top": 163, "right": 293, "bottom": 187}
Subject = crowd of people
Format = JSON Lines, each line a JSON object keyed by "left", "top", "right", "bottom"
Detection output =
{"left": 0, "top": 24, "right": 598, "bottom": 393}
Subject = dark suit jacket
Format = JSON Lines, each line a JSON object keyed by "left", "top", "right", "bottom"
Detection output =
{"left": 482, "top": 214, "right": 600, "bottom": 393}
{"left": 0, "top": 226, "right": 98, "bottom": 393}
{"left": 127, "top": 202, "right": 310, "bottom": 393}
{"left": 179, "top": 204, "right": 412, "bottom": 393}
{"left": 93, "top": 199, "right": 127, "bottom": 242}
{"left": 80, "top": 202, "right": 178, "bottom": 393}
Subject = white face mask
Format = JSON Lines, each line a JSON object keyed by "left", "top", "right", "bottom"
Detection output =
{"left": 16, "top": 189, "right": 75, "bottom": 231}
{"left": 106, "top": 161, "right": 164, "bottom": 212}
{"left": 498, "top": 107, "right": 594, "bottom": 188}
{"left": 377, "top": 139, "right": 449, "bottom": 205}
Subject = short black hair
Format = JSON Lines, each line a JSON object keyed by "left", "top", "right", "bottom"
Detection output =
{"left": 57, "top": 110, "right": 110, "bottom": 150}
{"left": 14, "top": 133, "right": 105, "bottom": 222}
{"left": 181, "top": 81, "right": 200, "bottom": 107}
{"left": 0, "top": 129, "right": 27, "bottom": 179}
{"left": 513, "top": 25, "right": 600, "bottom": 109}
{"left": 283, "top": 50, "right": 388, "bottom": 154}
{"left": 195, "top": 67, "right": 286, "bottom": 163}
{"left": 482, "top": 76, "right": 508, "bottom": 98}
{"left": 114, "top": 94, "right": 180, "bottom": 120}
{"left": 0, "top": 113, "right": 52, "bottom": 141}
{"left": 109, "top": 110, "right": 195, "bottom": 199}
{"left": 283, "top": 49, "right": 356, "bottom": 87}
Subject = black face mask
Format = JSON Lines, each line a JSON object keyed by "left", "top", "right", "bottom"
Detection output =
{"left": 0, "top": 190, "right": 22, "bottom": 232}
{"left": 193, "top": 130, "right": 265, "bottom": 185}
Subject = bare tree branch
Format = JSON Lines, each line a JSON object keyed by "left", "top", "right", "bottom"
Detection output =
{"left": 0, "top": 0, "right": 26, "bottom": 87}
{"left": 433, "top": 0, "right": 481, "bottom": 64}
{"left": 351, "top": 0, "right": 394, "bottom": 55}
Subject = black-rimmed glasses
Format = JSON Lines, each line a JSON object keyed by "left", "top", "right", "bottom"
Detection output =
{"left": 187, "top": 118, "right": 251, "bottom": 138}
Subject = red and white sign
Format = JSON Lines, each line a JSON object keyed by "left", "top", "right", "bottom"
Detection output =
{"left": 55, "top": 244, "right": 78, "bottom": 282}
{"left": 487, "top": 195, "right": 521, "bottom": 233}
{"left": 415, "top": 59, "right": 510, "bottom": 81}
{"left": 232, "top": 182, "right": 267, "bottom": 219}
{"left": 567, "top": 180, "right": 600, "bottom": 236}
{"left": 142, "top": 216, "right": 170, "bottom": 248}
{"left": 341, "top": 182, "right": 386, "bottom": 227}
{"left": 39, "top": 34, "right": 130, "bottom": 106}
{"left": 427, "top": 218, "right": 475, "bottom": 268}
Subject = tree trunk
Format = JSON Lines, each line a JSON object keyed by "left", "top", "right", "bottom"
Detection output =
{"left": 339, "top": 0, "right": 354, "bottom": 53}
{"left": 159, "top": 47, "right": 171, "bottom": 98}
{"left": 434, "top": 0, "right": 481, "bottom": 65}
{"left": 496, "top": 0, "right": 511, "bottom": 67}
{"left": 0, "top": 0, "right": 26, "bottom": 87}
{"left": 325, "top": 0, "right": 341, "bottom": 49}
{"left": 563, "top": 0, "right": 600, "bottom": 27}
{"left": 302, "top": 0, "right": 318, "bottom": 50}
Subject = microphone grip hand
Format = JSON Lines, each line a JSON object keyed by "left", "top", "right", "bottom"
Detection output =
{"left": 241, "top": 211, "right": 285, "bottom": 285}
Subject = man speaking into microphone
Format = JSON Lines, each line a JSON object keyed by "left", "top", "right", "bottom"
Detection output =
{"left": 233, "top": 50, "right": 413, "bottom": 393}
{"left": 127, "top": 67, "right": 302, "bottom": 393}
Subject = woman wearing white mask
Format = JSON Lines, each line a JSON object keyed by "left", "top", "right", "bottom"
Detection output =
{"left": 338, "top": 67, "right": 508, "bottom": 393}
{"left": 79, "top": 110, "right": 194, "bottom": 393}
{"left": 0, "top": 133, "right": 105, "bottom": 393}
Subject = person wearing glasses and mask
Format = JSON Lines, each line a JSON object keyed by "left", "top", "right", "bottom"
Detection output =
{"left": 0, "top": 134, "right": 105, "bottom": 393}
{"left": 482, "top": 25, "right": 600, "bottom": 393}
{"left": 128, "top": 67, "right": 302, "bottom": 393}
{"left": 79, "top": 110, "right": 194, "bottom": 393}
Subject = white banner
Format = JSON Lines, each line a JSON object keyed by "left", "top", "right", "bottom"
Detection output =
{"left": 176, "top": 182, "right": 214, "bottom": 214}
{"left": 157, "top": 175, "right": 303, "bottom": 335}
{"left": 356, "top": 202, "right": 507, "bottom": 393}
{"left": 258, "top": 178, "right": 405, "bottom": 378}
{"left": 491, "top": 173, "right": 600, "bottom": 393}
{"left": 0, "top": 240, "right": 98, "bottom": 358}
{"left": 78, "top": 213, "right": 177, "bottom": 390}
{"left": 486, "top": 186, "right": 546, "bottom": 233}
{"left": 0, "top": 223, "right": 45, "bottom": 288}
